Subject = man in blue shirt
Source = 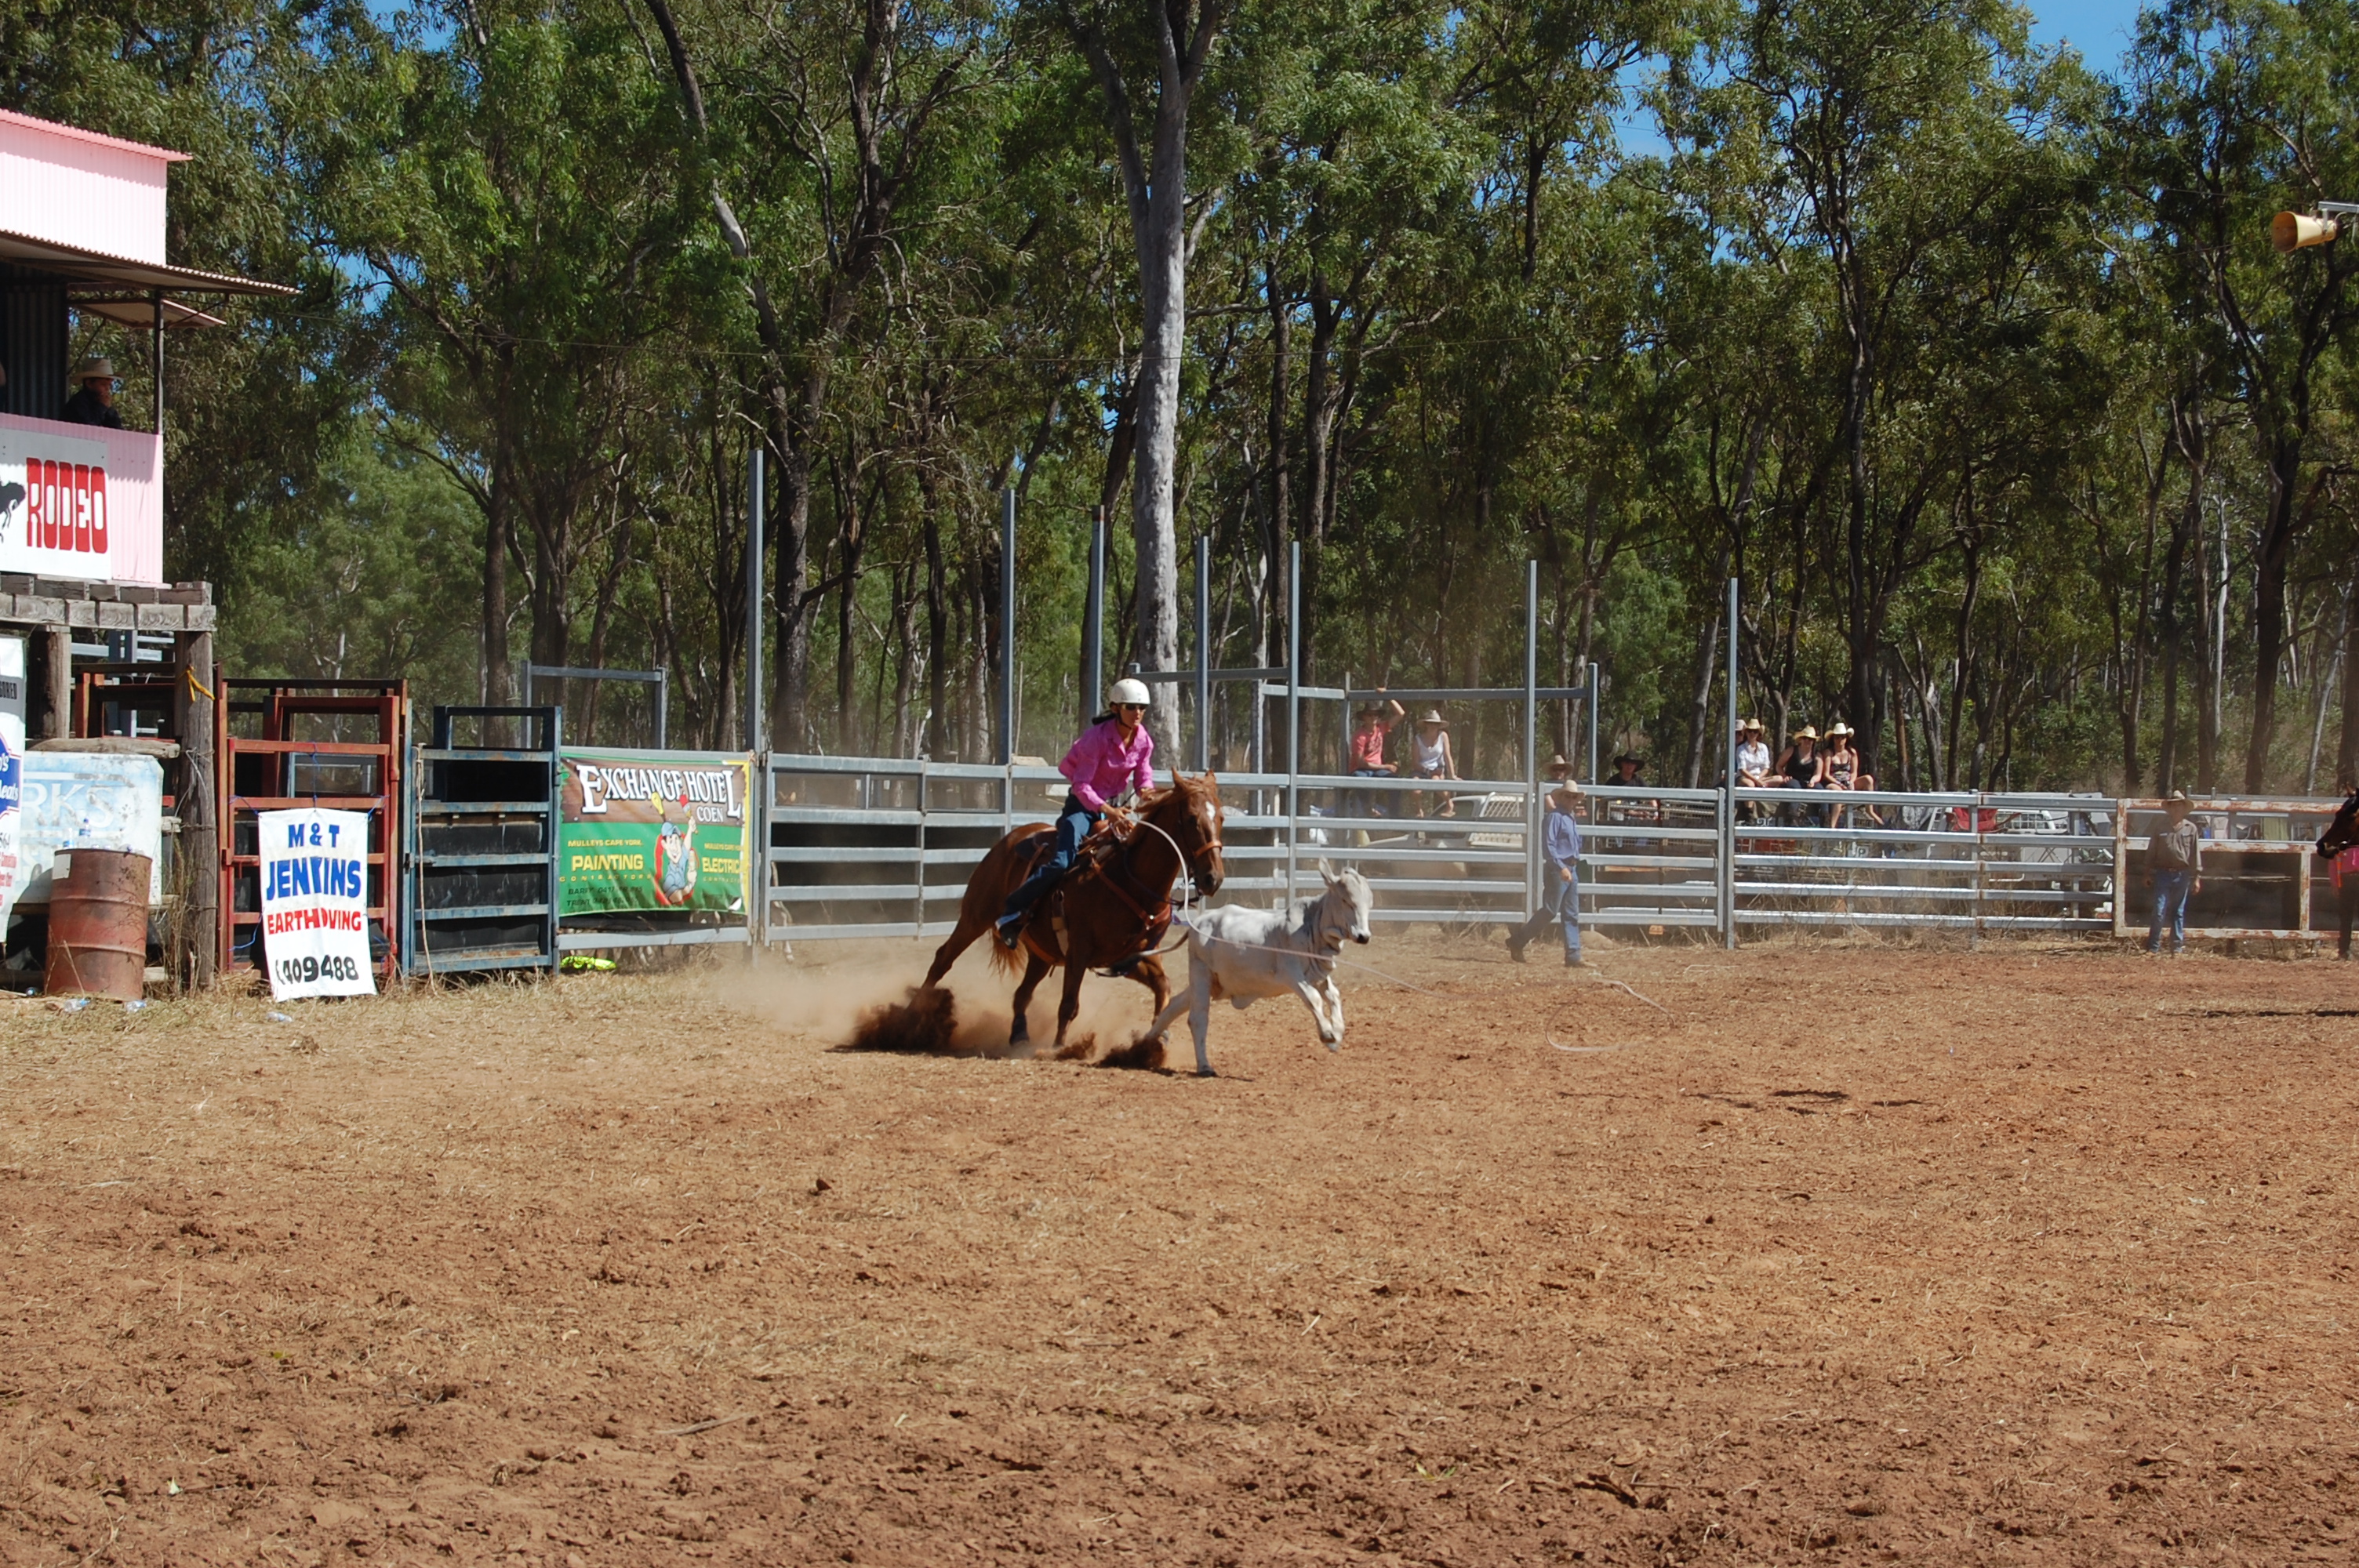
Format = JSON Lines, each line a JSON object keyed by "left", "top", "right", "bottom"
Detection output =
{"left": 1507, "top": 782, "right": 1583, "bottom": 967}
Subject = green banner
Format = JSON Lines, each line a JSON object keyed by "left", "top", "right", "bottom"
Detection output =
{"left": 558, "top": 750, "right": 754, "bottom": 916}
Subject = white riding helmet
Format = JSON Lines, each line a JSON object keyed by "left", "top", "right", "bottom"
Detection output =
{"left": 1108, "top": 677, "right": 1153, "bottom": 708}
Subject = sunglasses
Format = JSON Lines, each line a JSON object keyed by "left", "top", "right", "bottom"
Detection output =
{"left": 1116, "top": 702, "right": 1146, "bottom": 713}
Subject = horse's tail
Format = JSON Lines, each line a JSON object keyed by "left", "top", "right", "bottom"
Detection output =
{"left": 986, "top": 928, "right": 1027, "bottom": 975}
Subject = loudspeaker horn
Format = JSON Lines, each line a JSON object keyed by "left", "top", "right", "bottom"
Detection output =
{"left": 2272, "top": 210, "right": 2340, "bottom": 253}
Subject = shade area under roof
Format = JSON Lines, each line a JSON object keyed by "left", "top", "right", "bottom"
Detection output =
{"left": 0, "top": 227, "right": 294, "bottom": 328}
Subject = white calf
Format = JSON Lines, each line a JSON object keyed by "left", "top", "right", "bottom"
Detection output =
{"left": 1147, "top": 863, "right": 1374, "bottom": 1076}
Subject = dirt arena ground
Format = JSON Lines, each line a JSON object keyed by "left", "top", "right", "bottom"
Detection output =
{"left": 3, "top": 931, "right": 2356, "bottom": 1566}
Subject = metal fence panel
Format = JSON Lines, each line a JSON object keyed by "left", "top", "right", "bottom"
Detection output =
{"left": 754, "top": 756, "right": 2350, "bottom": 949}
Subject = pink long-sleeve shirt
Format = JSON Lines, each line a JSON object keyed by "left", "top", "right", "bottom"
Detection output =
{"left": 1060, "top": 719, "right": 1156, "bottom": 811}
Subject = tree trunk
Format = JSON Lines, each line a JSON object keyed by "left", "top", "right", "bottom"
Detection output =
{"left": 2338, "top": 579, "right": 2359, "bottom": 793}
{"left": 1683, "top": 585, "right": 1722, "bottom": 788}
{"left": 1265, "top": 266, "right": 1289, "bottom": 683}
{"left": 1067, "top": 2, "right": 1226, "bottom": 678}
{"left": 482, "top": 365, "right": 514, "bottom": 706}
{"left": 922, "top": 474, "right": 948, "bottom": 760}
{"left": 2245, "top": 437, "right": 2302, "bottom": 790}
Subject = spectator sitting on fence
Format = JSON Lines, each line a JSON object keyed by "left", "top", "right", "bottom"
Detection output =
{"left": 1345, "top": 693, "right": 1404, "bottom": 826}
{"left": 2145, "top": 790, "right": 2202, "bottom": 956}
{"left": 1734, "top": 718, "right": 1773, "bottom": 822}
{"left": 1819, "top": 721, "right": 1881, "bottom": 827}
{"left": 1408, "top": 709, "right": 1459, "bottom": 816}
{"left": 1774, "top": 725, "right": 1826, "bottom": 826}
{"left": 1544, "top": 753, "right": 1575, "bottom": 784}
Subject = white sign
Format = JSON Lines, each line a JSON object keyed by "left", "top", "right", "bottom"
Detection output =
{"left": 0, "top": 637, "right": 20, "bottom": 924}
{"left": 0, "top": 416, "right": 165, "bottom": 583}
{"left": 257, "top": 808, "right": 376, "bottom": 1000}
{"left": 13, "top": 751, "right": 162, "bottom": 910}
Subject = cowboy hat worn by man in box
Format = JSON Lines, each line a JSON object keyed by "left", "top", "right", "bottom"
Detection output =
{"left": 62, "top": 357, "right": 125, "bottom": 430}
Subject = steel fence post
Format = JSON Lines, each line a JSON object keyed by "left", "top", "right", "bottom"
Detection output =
{"left": 1528, "top": 575, "right": 1545, "bottom": 908}
{"left": 1287, "top": 541, "right": 1301, "bottom": 913}
{"left": 1972, "top": 793, "right": 1986, "bottom": 952}
{"left": 1083, "top": 509, "right": 1107, "bottom": 729}
{"left": 1195, "top": 533, "right": 1212, "bottom": 773}
{"left": 1725, "top": 575, "right": 1739, "bottom": 949}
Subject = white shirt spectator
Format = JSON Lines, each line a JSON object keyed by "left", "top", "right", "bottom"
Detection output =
{"left": 1736, "top": 738, "right": 1772, "bottom": 781}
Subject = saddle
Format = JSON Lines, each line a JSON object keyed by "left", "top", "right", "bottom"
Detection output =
{"left": 1016, "top": 812, "right": 1172, "bottom": 965}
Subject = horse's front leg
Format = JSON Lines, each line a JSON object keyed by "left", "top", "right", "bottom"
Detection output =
{"left": 1119, "top": 953, "right": 1169, "bottom": 1017}
{"left": 1321, "top": 976, "right": 1345, "bottom": 1050}
{"left": 1009, "top": 954, "right": 1053, "bottom": 1053}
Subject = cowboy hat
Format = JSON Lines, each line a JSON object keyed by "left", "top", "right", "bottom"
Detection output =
{"left": 1550, "top": 780, "right": 1585, "bottom": 799}
{"left": 1790, "top": 725, "right": 1820, "bottom": 742}
{"left": 1738, "top": 717, "right": 1765, "bottom": 732}
{"left": 71, "top": 356, "right": 115, "bottom": 383}
{"left": 1543, "top": 753, "right": 1572, "bottom": 775}
{"left": 1417, "top": 709, "right": 1445, "bottom": 724}
{"left": 2165, "top": 789, "right": 2193, "bottom": 806}
{"left": 1825, "top": 721, "right": 1855, "bottom": 739}
{"left": 1612, "top": 752, "right": 1645, "bottom": 768}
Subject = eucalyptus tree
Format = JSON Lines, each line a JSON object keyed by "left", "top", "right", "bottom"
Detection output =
{"left": 1667, "top": 0, "right": 2099, "bottom": 780}
{"left": 642, "top": 0, "right": 1001, "bottom": 749}
{"left": 2123, "top": 0, "right": 2359, "bottom": 789}
{"left": 1048, "top": 0, "right": 1234, "bottom": 675}
{"left": 293, "top": 0, "right": 695, "bottom": 706}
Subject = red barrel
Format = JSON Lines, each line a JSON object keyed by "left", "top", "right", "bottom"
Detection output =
{"left": 45, "top": 849, "right": 153, "bottom": 1003}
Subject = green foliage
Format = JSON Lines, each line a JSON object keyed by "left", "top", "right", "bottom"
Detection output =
{"left": 31, "top": 0, "right": 2359, "bottom": 788}
{"left": 222, "top": 437, "right": 483, "bottom": 708}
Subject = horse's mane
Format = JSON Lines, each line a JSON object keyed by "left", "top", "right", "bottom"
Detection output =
{"left": 1139, "top": 774, "right": 1214, "bottom": 816}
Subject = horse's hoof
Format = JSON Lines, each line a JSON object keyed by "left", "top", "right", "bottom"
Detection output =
{"left": 1323, "top": 1038, "right": 1341, "bottom": 1053}
{"left": 1195, "top": 1066, "right": 1217, "bottom": 1078}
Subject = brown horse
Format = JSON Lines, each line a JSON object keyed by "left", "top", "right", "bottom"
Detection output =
{"left": 922, "top": 774, "right": 1226, "bottom": 1055}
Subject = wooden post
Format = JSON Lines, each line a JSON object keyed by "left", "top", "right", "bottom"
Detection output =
{"left": 173, "top": 630, "right": 218, "bottom": 989}
{"left": 40, "top": 626, "right": 71, "bottom": 739}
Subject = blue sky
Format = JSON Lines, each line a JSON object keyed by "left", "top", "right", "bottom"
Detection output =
{"left": 2024, "top": 0, "right": 2148, "bottom": 62}
{"left": 1616, "top": 0, "right": 2150, "bottom": 158}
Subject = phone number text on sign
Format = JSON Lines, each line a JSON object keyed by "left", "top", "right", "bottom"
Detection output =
{"left": 256, "top": 808, "right": 377, "bottom": 1000}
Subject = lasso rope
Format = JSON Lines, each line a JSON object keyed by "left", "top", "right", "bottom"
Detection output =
{"left": 1104, "top": 809, "right": 1678, "bottom": 1031}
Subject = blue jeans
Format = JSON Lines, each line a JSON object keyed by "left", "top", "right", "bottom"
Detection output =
{"left": 1001, "top": 795, "right": 1102, "bottom": 925}
{"left": 1513, "top": 870, "right": 1582, "bottom": 957}
{"left": 2147, "top": 869, "right": 2191, "bottom": 952}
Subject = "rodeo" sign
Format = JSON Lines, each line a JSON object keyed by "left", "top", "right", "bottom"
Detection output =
{"left": 0, "top": 416, "right": 164, "bottom": 583}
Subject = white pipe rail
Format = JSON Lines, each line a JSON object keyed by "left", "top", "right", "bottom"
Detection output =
{"left": 757, "top": 755, "right": 2350, "bottom": 949}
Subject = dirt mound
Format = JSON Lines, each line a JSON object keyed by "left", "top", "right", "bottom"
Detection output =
{"left": 1093, "top": 1033, "right": 1168, "bottom": 1070}
{"left": 839, "top": 985, "right": 1009, "bottom": 1057}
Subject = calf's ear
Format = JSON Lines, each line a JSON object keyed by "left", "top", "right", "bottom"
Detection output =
{"left": 1317, "top": 857, "right": 1336, "bottom": 885}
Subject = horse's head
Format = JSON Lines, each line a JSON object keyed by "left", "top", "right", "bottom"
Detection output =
{"left": 1314, "top": 860, "right": 1374, "bottom": 946}
{"left": 1147, "top": 771, "right": 1224, "bottom": 895}
{"left": 2319, "top": 789, "right": 2359, "bottom": 862}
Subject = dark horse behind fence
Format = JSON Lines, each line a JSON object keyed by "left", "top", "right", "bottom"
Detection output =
{"left": 921, "top": 775, "right": 1225, "bottom": 1056}
{"left": 2319, "top": 789, "right": 2359, "bottom": 861}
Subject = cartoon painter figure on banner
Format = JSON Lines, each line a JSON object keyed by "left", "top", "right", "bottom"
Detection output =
{"left": 654, "top": 800, "right": 699, "bottom": 906}
{"left": 558, "top": 750, "right": 752, "bottom": 916}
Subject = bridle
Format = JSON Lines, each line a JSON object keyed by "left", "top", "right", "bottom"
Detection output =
{"left": 2319, "top": 790, "right": 2359, "bottom": 859}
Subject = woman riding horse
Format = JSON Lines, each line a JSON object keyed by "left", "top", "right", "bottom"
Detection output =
{"left": 924, "top": 681, "right": 1224, "bottom": 1055}
{"left": 994, "top": 677, "right": 1159, "bottom": 947}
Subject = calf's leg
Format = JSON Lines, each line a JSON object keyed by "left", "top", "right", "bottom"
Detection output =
{"left": 1292, "top": 978, "right": 1341, "bottom": 1049}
